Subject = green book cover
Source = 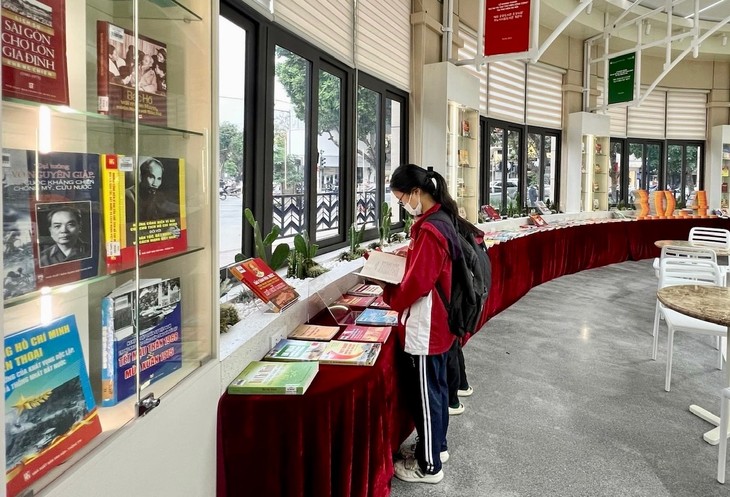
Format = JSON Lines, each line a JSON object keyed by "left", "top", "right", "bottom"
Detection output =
{"left": 227, "top": 361, "right": 319, "bottom": 395}
{"left": 263, "top": 339, "right": 326, "bottom": 362}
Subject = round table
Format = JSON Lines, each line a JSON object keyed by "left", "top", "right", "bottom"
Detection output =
{"left": 657, "top": 284, "right": 730, "bottom": 445}
{"left": 655, "top": 240, "right": 730, "bottom": 257}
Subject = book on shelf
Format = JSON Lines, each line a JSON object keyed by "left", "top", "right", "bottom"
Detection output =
{"left": 346, "top": 282, "right": 383, "bottom": 297}
{"left": 334, "top": 294, "right": 376, "bottom": 308}
{"left": 480, "top": 204, "right": 500, "bottom": 221}
{"left": 1, "top": 0, "right": 69, "bottom": 105}
{"left": 369, "top": 295, "right": 391, "bottom": 309}
{"left": 288, "top": 324, "right": 340, "bottom": 341}
{"left": 100, "top": 277, "right": 182, "bottom": 407}
{"left": 319, "top": 340, "right": 382, "bottom": 366}
{"left": 5, "top": 315, "right": 102, "bottom": 497}
{"left": 2, "top": 149, "right": 101, "bottom": 299}
{"left": 355, "top": 250, "right": 406, "bottom": 285}
{"left": 534, "top": 201, "right": 551, "bottom": 216}
{"left": 529, "top": 213, "right": 548, "bottom": 227}
{"left": 355, "top": 308, "right": 399, "bottom": 327}
{"left": 461, "top": 119, "right": 471, "bottom": 137}
{"left": 227, "top": 361, "right": 318, "bottom": 395}
{"left": 101, "top": 154, "right": 187, "bottom": 268}
{"left": 338, "top": 325, "right": 392, "bottom": 343}
{"left": 264, "top": 339, "right": 327, "bottom": 362}
{"left": 229, "top": 257, "right": 299, "bottom": 312}
{"left": 458, "top": 149, "right": 470, "bottom": 166}
{"left": 97, "top": 20, "right": 167, "bottom": 125}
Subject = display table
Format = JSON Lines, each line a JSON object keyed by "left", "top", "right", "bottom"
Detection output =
{"left": 217, "top": 335, "right": 412, "bottom": 497}
{"left": 657, "top": 284, "right": 730, "bottom": 445}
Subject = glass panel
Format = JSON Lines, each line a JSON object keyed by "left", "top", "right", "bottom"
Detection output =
{"left": 218, "top": 17, "right": 245, "bottom": 266}
{"left": 526, "top": 133, "right": 541, "bottom": 207}
{"left": 544, "top": 135, "right": 557, "bottom": 206}
{"left": 273, "top": 47, "right": 309, "bottom": 238}
{"left": 684, "top": 145, "right": 700, "bottom": 205}
{"left": 507, "top": 129, "right": 521, "bottom": 208}
{"left": 609, "top": 141, "right": 623, "bottom": 207}
{"left": 647, "top": 143, "right": 660, "bottom": 192}
{"left": 385, "top": 98, "right": 402, "bottom": 224}
{"left": 488, "top": 127, "right": 505, "bottom": 212}
{"left": 628, "top": 142, "right": 643, "bottom": 202}
{"left": 316, "top": 70, "right": 342, "bottom": 241}
{"left": 667, "top": 144, "right": 682, "bottom": 201}
{"left": 356, "top": 85, "right": 379, "bottom": 229}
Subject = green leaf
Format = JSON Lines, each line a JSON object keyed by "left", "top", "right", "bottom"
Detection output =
{"left": 309, "top": 243, "right": 319, "bottom": 259}
{"left": 234, "top": 253, "right": 245, "bottom": 262}
{"left": 263, "top": 225, "right": 280, "bottom": 246}
{"left": 244, "top": 208, "right": 256, "bottom": 228}
{"left": 293, "top": 233, "right": 307, "bottom": 255}
{"left": 270, "top": 243, "right": 290, "bottom": 270}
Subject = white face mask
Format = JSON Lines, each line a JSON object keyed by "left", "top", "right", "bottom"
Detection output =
{"left": 402, "top": 191, "right": 423, "bottom": 217}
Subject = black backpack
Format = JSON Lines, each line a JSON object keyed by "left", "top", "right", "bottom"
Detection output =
{"left": 426, "top": 210, "right": 492, "bottom": 337}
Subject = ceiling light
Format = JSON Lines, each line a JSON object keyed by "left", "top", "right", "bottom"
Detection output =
{"left": 586, "top": 2, "right": 592, "bottom": 15}
{"left": 644, "top": 21, "right": 651, "bottom": 36}
{"left": 723, "top": 34, "right": 728, "bottom": 47}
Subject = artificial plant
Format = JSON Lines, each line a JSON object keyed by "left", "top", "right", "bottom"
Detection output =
{"left": 243, "top": 208, "right": 289, "bottom": 270}
{"left": 287, "top": 230, "right": 328, "bottom": 279}
{"left": 378, "top": 201, "right": 392, "bottom": 247}
{"left": 339, "top": 222, "right": 368, "bottom": 261}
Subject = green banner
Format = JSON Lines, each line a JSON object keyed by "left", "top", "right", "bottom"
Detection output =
{"left": 608, "top": 53, "right": 635, "bottom": 105}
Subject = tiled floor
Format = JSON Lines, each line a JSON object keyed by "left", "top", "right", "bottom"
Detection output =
{"left": 391, "top": 259, "right": 729, "bottom": 496}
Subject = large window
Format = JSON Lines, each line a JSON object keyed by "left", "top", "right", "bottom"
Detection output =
{"left": 628, "top": 141, "right": 662, "bottom": 203}
{"left": 356, "top": 85, "right": 379, "bottom": 229}
{"left": 483, "top": 121, "right": 522, "bottom": 213}
{"left": 526, "top": 129, "right": 558, "bottom": 207}
{"left": 667, "top": 142, "right": 703, "bottom": 206}
{"left": 385, "top": 98, "right": 402, "bottom": 223}
{"left": 218, "top": 14, "right": 248, "bottom": 267}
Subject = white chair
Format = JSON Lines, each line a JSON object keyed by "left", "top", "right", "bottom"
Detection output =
{"left": 689, "top": 227, "right": 730, "bottom": 248}
{"left": 651, "top": 246, "right": 717, "bottom": 340}
{"left": 652, "top": 258, "right": 725, "bottom": 392}
{"left": 719, "top": 386, "right": 730, "bottom": 483}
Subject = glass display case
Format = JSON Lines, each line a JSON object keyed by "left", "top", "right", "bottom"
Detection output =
{"left": 580, "top": 134, "right": 610, "bottom": 211}
{"left": 1, "top": 0, "right": 214, "bottom": 494}
{"left": 709, "top": 125, "right": 730, "bottom": 210}
{"left": 447, "top": 102, "right": 480, "bottom": 222}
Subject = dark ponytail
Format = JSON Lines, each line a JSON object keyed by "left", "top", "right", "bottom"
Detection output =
{"left": 390, "top": 163, "right": 481, "bottom": 236}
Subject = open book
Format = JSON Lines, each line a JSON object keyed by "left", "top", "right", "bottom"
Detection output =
{"left": 356, "top": 251, "right": 406, "bottom": 285}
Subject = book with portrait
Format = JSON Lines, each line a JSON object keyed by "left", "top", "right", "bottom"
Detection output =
{"left": 5, "top": 315, "right": 102, "bottom": 497}
{"left": 100, "top": 277, "right": 182, "bottom": 407}
{"left": 228, "top": 257, "right": 299, "bottom": 312}
{"left": 318, "top": 340, "right": 382, "bottom": 366}
{"left": 2, "top": 149, "right": 101, "bottom": 299}
{"left": 1, "top": 0, "right": 69, "bottom": 105}
{"left": 97, "top": 20, "right": 167, "bottom": 125}
{"left": 101, "top": 154, "right": 187, "bottom": 269}
{"left": 227, "top": 361, "right": 319, "bottom": 395}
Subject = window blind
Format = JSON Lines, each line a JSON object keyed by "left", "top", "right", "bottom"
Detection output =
{"left": 457, "top": 24, "right": 487, "bottom": 114}
{"left": 526, "top": 64, "right": 562, "bottom": 129}
{"left": 487, "top": 60, "right": 526, "bottom": 123}
{"left": 274, "top": 0, "right": 354, "bottom": 66}
{"left": 666, "top": 91, "right": 707, "bottom": 140}
{"left": 627, "top": 89, "right": 666, "bottom": 139}
{"left": 356, "top": 0, "right": 411, "bottom": 91}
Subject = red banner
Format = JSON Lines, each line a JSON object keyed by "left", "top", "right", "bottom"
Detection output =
{"left": 484, "top": 0, "right": 531, "bottom": 56}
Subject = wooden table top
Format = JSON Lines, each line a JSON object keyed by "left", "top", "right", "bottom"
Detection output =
{"left": 654, "top": 240, "right": 730, "bottom": 257}
{"left": 657, "top": 285, "right": 730, "bottom": 327}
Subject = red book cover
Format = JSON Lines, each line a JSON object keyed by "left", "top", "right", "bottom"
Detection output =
{"left": 229, "top": 258, "right": 299, "bottom": 312}
{"left": 338, "top": 325, "right": 392, "bottom": 343}
{"left": 97, "top": 20, "right": 167, "bottom": 125}
{"left": 334, "top": 294, "right": 376, "bottom": 308}
{"left": 1, "top": 0, "right": 68, "bottom": 105}
{"left": 346, "top": 282, "right": 383, "bottom": 297}
{"left": 529, "top": 213, "right": 548, "bottom": 227}
{"left": 369, "top": 295, "right": 391, "bottom": 309}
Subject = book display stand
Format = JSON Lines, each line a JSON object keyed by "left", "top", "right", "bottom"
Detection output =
{"left": 1, "top": 1, "right": 214, "bottom": 495}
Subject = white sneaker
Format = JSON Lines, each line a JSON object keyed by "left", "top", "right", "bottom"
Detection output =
{"left": 457, "top": 386, "right": 474, "bottom": 397}
{"left": 449, "top": 402, "right": 465, "bottom": 415}
{"left": 393, "top": 457, "right": 444, "bottom": 484}
{"left": 400, "top": 443, "right": 449, "bottom": 463}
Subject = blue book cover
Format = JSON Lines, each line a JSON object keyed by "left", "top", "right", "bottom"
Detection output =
{"left": 2, "top": 149, "right": 100, "bottom": 299}
{"left": 354, "top": 308, "right": 399, "bottom": 327}
{"left": 101, "top": 277, "right": 182, "bottom": 406}
{"left": 5, "top": 315, "right": 102, "bottom": 497}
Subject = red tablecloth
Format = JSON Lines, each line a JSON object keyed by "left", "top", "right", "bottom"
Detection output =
{"left": 219, "top": 218, "right": 730, "bottom": 497}
{"left": 217, "top": 336, "right": 412, "bottom": 497}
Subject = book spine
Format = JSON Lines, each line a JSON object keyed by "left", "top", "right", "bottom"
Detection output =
{"left": 100, "top": 295, "right": 117, "bottom": 407}
{"left": 97, "top": 21, "right": 109, "bottom": 114}
{"left": 101, "top": 155, "right": 123, "bottom": 265}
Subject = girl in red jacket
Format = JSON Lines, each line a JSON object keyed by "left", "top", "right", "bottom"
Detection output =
{"left": 384, "top": 164, "right": 463, "bottom": 484}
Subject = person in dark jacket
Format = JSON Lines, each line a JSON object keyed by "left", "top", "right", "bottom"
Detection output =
{"left": 384, "top": 164, "right": 465, "bottom": 484}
